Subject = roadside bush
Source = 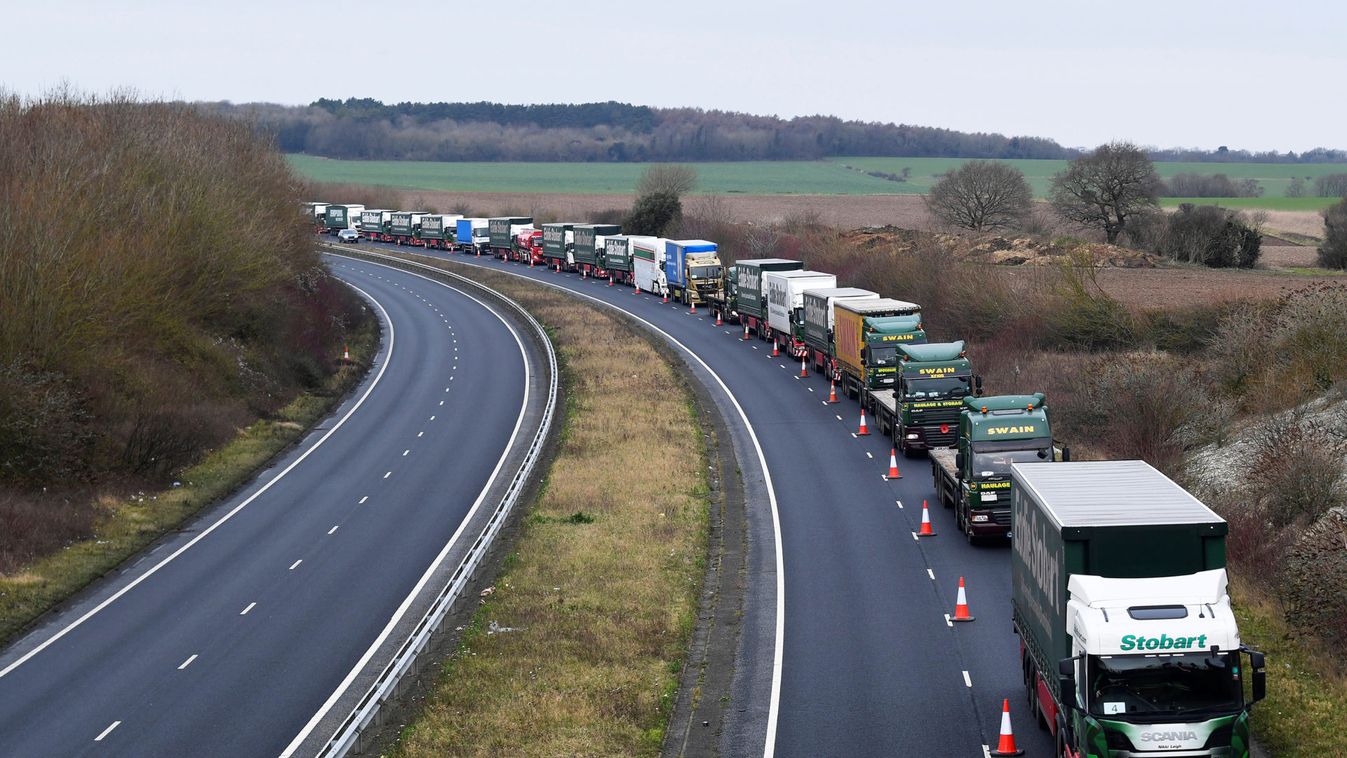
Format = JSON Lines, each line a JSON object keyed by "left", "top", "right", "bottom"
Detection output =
{"left": 1313, "top": 173, "right": 1347, "bottom": 197}
{"left": 0, "top": 489, "right": 98, "bottom": 574}
{"left": 1319, "top": 199, "right": 1347, "bottom": 270}
{"left": 1159, "top": 204, "right": 1261, "bottom": 268}
{"left": 1247, "top": 420, "right": 1347, "bottom": 529}
{"left": 625, "top": 191, "right": 682, "bottom": 236}
{"left": 1282, "top": 508, "right": 1347, "bottom": 650}
{"left": 1038, "top": 254, "right": 1137, "bottom": 351}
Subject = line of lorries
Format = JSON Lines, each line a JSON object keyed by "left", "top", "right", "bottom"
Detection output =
{"left": 307, "top": 200, "right": 1267, "bottom": 758}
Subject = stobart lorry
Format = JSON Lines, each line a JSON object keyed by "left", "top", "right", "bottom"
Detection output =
{"left": 488, "top": 216, "right": 532, "bottom": 259}
{"left": 731, "top": 259, "right": 802, "bottom": 335}
{"left": 574, "top": 224, "right": 621, "bottom": 277}
{"left": 419, "top": 214, "right": 462, "bottom": 250}
{"left": 832, "top": 298, "right": 924, "bottom": 398}
{"left": 603, "top": 235, "right": 635, "bottom": 285}
{"left": 874, "top": 341, "right": 978, "bottom": 455}
{"left": 931, "top": 393, "right": 1054, "bottom": 541}
{"left": 360, "top": 209, "right": 392, "bottom": 240}
{"left": 1012, "top": 460, "right": 1265, "bottom": 758}
{"left": 389, "top": 211, "right": 428, "bottom": 245}
{"left": 324, "top": 204, "right": 365, "bottom": 233}
{"left": 541, "top": 223, "right": 575, "bottom": 270}
{"left": 765, "top": 270, "right": 837, "bottom": 356}
{"left": 664, "top": 240, "right": 723, "bottom": 306}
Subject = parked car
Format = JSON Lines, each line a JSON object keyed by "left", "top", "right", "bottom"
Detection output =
{"left": 337, "top": 228, "right": 360, "bottom": 243}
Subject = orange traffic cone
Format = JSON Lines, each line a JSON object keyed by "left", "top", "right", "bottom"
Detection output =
{"left": 690, "top": 300, "right": 697, "bottom": 314}
{"left": 828, "top": 379, "right": 839, "bottom": 403}
{"left": 990, "top": 699, "right": 1024, "bottom": 755}
{"left": 634, "top": 282, "right": 640, "bottom": 295}
{"left": 917, "top": 500, "right": 936, "bottom": 536}
{"left": 715, "top": 311, "right": 723, "bottom": 326}
{"left": 887, "top": 448, "right": 901, "bottom": 479}
{"left": 952, "top": 576, "right": 974, "bottom": 621}
{"left": 343, "top": 344, "right": 350, "bottom": 361}
{"left": 662, "top": 291, "right": 668, "bottom": 304}
{"left": 771, "top": 341, "right": 779, "bottom": 357}
{"left": 857, "top": 408, "right": 870, "bottom": 436}
{"left": 800, "top": 357, "right": 808, "bottom": 378}
{"left": 608, "top": 275, "right": 614, "bottom": 287}
{"left": 742, "top": 324, "right": 750, "bottom": 341}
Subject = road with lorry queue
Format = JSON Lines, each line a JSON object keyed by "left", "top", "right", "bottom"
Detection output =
{"left": 369, "top": 241, "right": 1056, "bottom": 757}
{"left": 0, "top": 258, "right": 548, "bottom": 757}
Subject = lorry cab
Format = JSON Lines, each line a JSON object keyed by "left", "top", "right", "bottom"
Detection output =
{"left": 895, "top": 341, "right": 978, "bottom": 452}
{"left": 1061, "top": 570, "right": 1262, "bottom": 756}
{"left": 664, "top": 240, "right": 723, "bottom": 305}
{"left": 949, "top": 393, "right": 1050, "bottom": 537}
{"left": 860, "top": 315, "right": 927, "bottom": 373}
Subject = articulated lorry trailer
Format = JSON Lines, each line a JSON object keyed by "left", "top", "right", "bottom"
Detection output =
{"left": 872, "top": 341, "right": 978, "bottom": 455}
{"left": 574, "top": 224, "right": 622, "bottom": 277}
{"left": 765, "top": 270, "right": 837, "bottom": 356}
{"left": 664, "top": 240, "right": 723, "bottom": 305}
{"left": 306, "top": 202, "right": 330, "bottom": 232}
{"left": 832, "top": 298, "right": 924, "bottom": 398}
{"left": 800, "top": 288, "right": 879, "bottom": 372}
{"left": 931, "top": 393, "right": 1054, "bottom": 541}
{"left": 603, "top": 235, "right": 635, "bottom": 285}
{"left": 324, "top": 204, "right": 365, "bottom": 233}
{"left": 631, "top": 237, "right": 666, "bottom": 293}
{"left": 541, "top": 223, "right": 575, "bottom": 270}
{"left": 1012, "top": 460, "right": 1265, "bottom": 758}
{"left": 389, "top": 212, "right": 429, "bottom": 245}
{"left": 456, "top": 218, "right": 489, "bottom": 253}
{"left": 730, "top": 259, "right": 802, "bottom": 335}
{"left": 360, "top": 209, "right": 393, "bottom": 240}
{"left": 488, "top": 216, "right": 532, "bottom": 259}
{"left": 419, "top": 214, "right": 462, "bottom": 249}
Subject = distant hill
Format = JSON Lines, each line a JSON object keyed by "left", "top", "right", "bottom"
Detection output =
{"left": 199, "top": 99, "right": 1346, "bottom": 164}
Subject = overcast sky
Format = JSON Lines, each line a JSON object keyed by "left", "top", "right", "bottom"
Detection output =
{"left": 4, "top": 0, "right": 1342, "bottom": 152}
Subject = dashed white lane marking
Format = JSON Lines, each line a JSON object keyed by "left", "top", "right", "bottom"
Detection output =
{"left": 912, "top": 532, "right": 920, "bottom": 541}
{"left": 402, "top": 449, "right": 410, "bottom": 456}
{"left": 240, "top": 602, "right": 256, "bottom": 615}
{"left": 866, "top": 452, "right": 873, "bottom": 459}
{"left": 927, "top": 569, "right": 936, "bottom": 581}
{"left": 752, "top": 345, "right": 759, "bottom": 350}
{"left": 417, "top": 431, "right": 424, "bottom": 438}
{"left": 896, "top": 500, "right": 904, "bottom": 509}
{"left": 945, "top": 614, "right": 955, "bottom": 628}
{"left": 439, "top": 400, "right": 445, "bottom": 406}
{"left": 328, "top": 525, "right": 339, "bottom": 535}
{"left": 808, "top": 387, "right": 814, "bottom": 392}
{"left": 851, "top": 432, "right": 858, "bottom": 439}
{"left": 178, "top": 654, "right": 198, "bottom": 670}
{"left": 289, "top": 560, "right": 303, "bottom": 571}
{"left": 430, "top": 415, "right": 436, "bottom": 421}
{"left": 962, "top": 670, "right": 972, "bottom": 687}
{"left": 383, "top": 471, "right": 391, "bottom": 479}
{"left": 778, "top": 364, "right": 786, "bottom": 369}
{"left": 835, "top": 414, "right": 843, "bottom": 421}
{"left": 358, "top": 496, "right": 368, "bottom": 504}
{"left": 95, "top": 721, "right": 121, "bottom": 741}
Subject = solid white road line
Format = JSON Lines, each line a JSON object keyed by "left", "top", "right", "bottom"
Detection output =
{"left": 0, "top": 281, "right": 396, "bottom": 681}
{"left": 285, "top": 256, "right": 533, "bottom": 757}
{"left": 289, "top": 560, "right": 303, "bottom": 571}
{"left": 178, "top": 654, "right": 197, "bottom": 670}
{"left": 94, "top": 721, "right": 121, "bottom": 741}
{"left": 404, "top": 253, "right": 788, "bottom": 758}
{"left": 240, "top": 603, "right": 256, "bottom": 616}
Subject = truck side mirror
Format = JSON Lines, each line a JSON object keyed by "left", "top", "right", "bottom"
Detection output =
{"left": 1058, "top": 656, "right": 1078, "bottom": 708}
{"left": 1247, "top": 649, "right": 1266, "bottom": 702}
{"left": 1061, "top": 446, "right": 1071, "bottom": 463}
{"left": 955, "top": 451, "right": 964, "bottom": 470}
{"left": 974, "top": 374, "right": 984, "bottom": 394}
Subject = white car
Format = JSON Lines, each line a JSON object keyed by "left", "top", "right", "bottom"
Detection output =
{"left": 337, "top": 228, "right": 360, "bottom": 243}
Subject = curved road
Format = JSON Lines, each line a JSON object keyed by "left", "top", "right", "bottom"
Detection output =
{"left": 379, "top": 244, "right": 1055, "bottom": 757}
{"left": 0, "top": 257, "right": 541, "bottom": 756}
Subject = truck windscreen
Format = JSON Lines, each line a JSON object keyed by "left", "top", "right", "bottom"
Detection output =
{"left": 902, "top": 376, "right": 969, "bottom": 400}
{"left": 970, "top": 444, "right": 1050, "bottom": 477}
{"left": 690, "top": 266, "right": 721, "bottom": 279}
{"left": 870, "top": 346, "right": 898, "bottom": 366}
{"left": 1089, "top": 653, "right": 1242, "bottom": 719}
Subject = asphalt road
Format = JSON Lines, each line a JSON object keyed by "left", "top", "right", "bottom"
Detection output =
{"left": 380, "top": 243, "right": 1055, "bottom": 757}
{"left": 0, "top": 258, "right": 535, "bottom": 756}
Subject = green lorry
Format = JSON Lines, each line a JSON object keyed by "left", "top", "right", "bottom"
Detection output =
{"left": 488, "top": 216, "right": 532, "bottom": 259}
{"left": 832, "top": 299, "right": 926, "bottom": 399}
{"left": 1012, "top": 460, "right": 1266, "bottom": 758}
{"left": 930, "top": 393, "right": 1054, "bottom": 541}
{"left": 574, "top": 224, "right": 621, "bottom": 277}
{"left": 729, "top": 259, "right": 802, "bottom": 335}
{"left": 872, "top": 341, "right": 978, "bottom": 455}
{"left": 541, "top": 223, "right": 575, "bottom": 270}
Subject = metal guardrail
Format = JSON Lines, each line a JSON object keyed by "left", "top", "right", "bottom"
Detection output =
{"left": 317, "top": 246, "right": 559, "bottom": 757}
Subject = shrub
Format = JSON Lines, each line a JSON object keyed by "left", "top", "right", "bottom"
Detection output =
{"left": 1313, "top": 173, "right": 1347, "bottom": 197}
{"left": 1159, "top": 204, "right": 1261, "bottom": 268}
{"left": 1319, "top": 199, "right": 1347, "bottom": 270}
{"left": 1039, "top": 254, "right": 1137, "bottom": 351}
{"left": 625, "top": 191, "right": 682, "bottom": 236}
{"left": 1282, "top": 508, "right": 1347, "bottom": 650}
{"left": 1247, "top": 420, "right": 1347, "bottom": 529}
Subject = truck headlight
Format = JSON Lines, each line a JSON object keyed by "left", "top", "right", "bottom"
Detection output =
{"left": 905, "top": 433, "right": 918, "bottom": 440}
{"left": 980, "top": 492, "right": 996, "bottom": 502}
{"left": 971, "top": 514, "right": 990, "bottom": 523}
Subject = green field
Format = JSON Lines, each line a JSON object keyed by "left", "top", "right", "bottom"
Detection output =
{"left": 289, "top": 154, "right": 1346, "bottom": 208}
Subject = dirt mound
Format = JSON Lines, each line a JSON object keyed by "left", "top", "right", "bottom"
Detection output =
{"left": 841, "top": 226, "right": 1161, "bottom": 267}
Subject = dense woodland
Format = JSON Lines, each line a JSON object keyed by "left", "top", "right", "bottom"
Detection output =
{"left": 202, "top": 99, "right": 1347, "bottom": 164}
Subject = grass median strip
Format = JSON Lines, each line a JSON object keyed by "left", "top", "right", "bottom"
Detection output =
{"left": 0, "top": 319, "right": 378, "bottom": 645}
{"left": 387, "top": 258, "right": 708, "bottom": 757}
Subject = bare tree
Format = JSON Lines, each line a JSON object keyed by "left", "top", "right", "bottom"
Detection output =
{"left": 924, "top": 161, "right": 1032, "bottom": 231}
{"left": 1049, "top": 142, "right": 1162, "bottom": 244}
{"left": 636, "top": 164, "right": 698, "bottom": 197}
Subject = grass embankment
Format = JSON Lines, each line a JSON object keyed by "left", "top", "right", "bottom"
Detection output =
{"left": 288, "top": 153, "right": 1347, "bottom": 204}
{"left": 384, "top": 258, "right": 708, "bottom": 756}
{"left": 1232, "top": 582, "right": 1347, "bottom": 755}
{"left": 0, "top": 318, "right": 378, "bottom": 644}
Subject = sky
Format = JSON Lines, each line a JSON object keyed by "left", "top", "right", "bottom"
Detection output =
{"left": 3, "top": 0, "right": 1343, "bottom": 153}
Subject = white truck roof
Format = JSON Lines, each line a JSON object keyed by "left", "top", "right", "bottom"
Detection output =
{"left": 1011, "top": 460, "right": 1224, "bottom": 528}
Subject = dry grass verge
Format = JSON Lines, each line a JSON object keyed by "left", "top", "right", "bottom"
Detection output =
{"left": 0, "top": 318, "right": 378, "bottom": 645}
{"left": 386, "top": 259, "right": 708, "bottom": 757}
